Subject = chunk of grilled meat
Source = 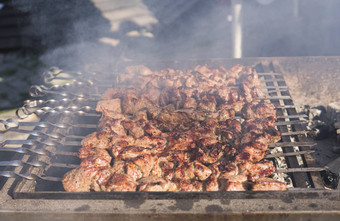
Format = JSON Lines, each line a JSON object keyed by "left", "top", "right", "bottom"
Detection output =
{"left": 121, "top": 119, "right": 145, "bottom": 138}
{"left": 167, "top": 131, "right": 195, "bottom": 151}
{"left": 138, "top": 176, "right": 177, "bottom": 191}
{"left": 81, "top": 131, "right": 110, "bottom": 149}
{"left": 78, "top": 147, "right": 112, "bottom": 163}
{"left": 238, "top": 161, "right": 275, "bottom": 181}
{"left": 62, "top": 166, "right": 99, "bottom": 192}
{"left": 242, "top": 117, "right": 281, "bottom": 143}
{"left": 242, "top": 101, "right": 277, "bottom": 120}
{"left": 105, "top": 173, "right": 137, "bottom": 192}
{"left": 222, "top": 175, "right": 248, "bottom": 191}
{"left": 235, "top": 144, "right": 267, "bottom": 162}
{"left": 63, "top": 64, "right": 285, "bottom": 192}
{"left": 173, "top": 162, "right": 196, "bottom": 180}
{"left": 80, "top": 156, "right": 110, "bottom": 169}
{"left": 150, "top": 157, "right": 175, "bottom": 180}
{"left": 97, "top": 116, "right": 126, "bottom": 136}
{"left": 172, "top": 179, "right": 203, "bottom": 192}
{"left": 252, "top": 177, "right": 287, "bottom": 191}
{"left": 96, "top": 99, "right": 122, "bottom": 114}
{"left": 195, "top": 140, "right": 225, "bottom": 164}
{"left": 193, "top": 161, "right": 212, "bottom": 181}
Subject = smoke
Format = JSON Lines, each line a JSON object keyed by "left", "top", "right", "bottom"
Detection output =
{"left": 10, "top": 0, "right": 340, "bottom": 70}
{"left": 243, "top": 0, "right": 340, "bottom": 57}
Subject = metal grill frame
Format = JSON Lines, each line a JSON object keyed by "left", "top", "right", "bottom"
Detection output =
{"left": 0, "top": 59, "right": 331, "bottom": 199}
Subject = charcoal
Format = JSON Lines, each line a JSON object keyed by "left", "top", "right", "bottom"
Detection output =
{"left": 327, "top": 102, "right": 340, "bottom": 125}
{"left": 308, "top": 106, "right": 325, "bottom": 121}
{"left": 308, "top": 122, "right": 332, "bottom": 140}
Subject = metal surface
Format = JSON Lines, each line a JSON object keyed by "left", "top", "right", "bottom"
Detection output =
{"left": 0, "top": 58, "right": 339, "bottom": 220}
{"left": 2, "top": 61, "right": 327, "bottom": 198}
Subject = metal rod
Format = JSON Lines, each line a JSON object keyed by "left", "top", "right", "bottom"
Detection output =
{"left": 277, "top": 114, "right": 307, "bottom": 119}
{"left": 231, "top": 0, "right": 243, "bottom": 58}
{"left": 0, "top": 118, "right": 98, "bottom": 131}
{"left": 280, "top": 131, "right": 308, "bottom": 136}
{"left": 0, "top": 160, "right": 78, "bottom": 169}
{"left": 275, "top": 120, "right": 307, "bottom": 126}
{"left": 268, "top": 142, "right": 316, "bottom": 147}
{"left": 265, "top": 150, "right": 315, "bottom": 158}
{"left": 235, "top": 114, "right": 308, "bottom": 120}
{"left": 0, "top": 171, "right": 62, "bottom": 182}
{"left": 0, "top": 139, "right": 81, "bottom": 148}
{"left": 0, "top": 147, "right": 49, "bottom": 155}
{"left": 257, "top": 73, "right": 284, "bottom": 76}
{"left": 276, "top": 167, "right": 325, "bottom": 173}
{"left": 257, "top": 96, "right": 292, "bottom": 100}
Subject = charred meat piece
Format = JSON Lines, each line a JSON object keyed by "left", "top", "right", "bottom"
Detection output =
{"left": 242, "top": 117, "right": 281, "bottom": 143}
{"left": 161, "top": 150, "right": 191, "bottom": 162}
{"left": 217, "top": 120, "right": 242, "bottom": 146}
{"left": 150, "top": 157, "right": 175, "bottom": 180}
{"left": 110, "top": 135, "right": 135, "bottom": 147}
{"left": 94, "top": 165, "right": 125, "bottom": 191}
{"left": 172, "top": 179, "right": 203, "bottom": 192}
{"left": 138, "top": 176, "right": 177, "bottom": 191}
{"left": 218, "top": 162, "right": 239, "bottom": 179}
{"left": 114, "top": 146, "right": 153, "bottom": 160}
{"left": 167, "top": 131, "right": 195, "bottom": 151}
{"left": 238, "top": 161, "right": 275, "bottom": 181}
{"left": 62, "top": 166, "right": 99, "bottom": 192}
{"left": 205, "top": 175, "right": 219, "bottom": 191}
{"left": 80, "top": 156, "right": 110, "bottom": 169}
{"left": 121, "top": 119, "right": 144, "bottom": 138}
{"left": 242, "top": 101, "right": 277, "bottom": 120}
{"left": 125, "top": 161, "right": 142, "bottom": 181}
{"left": 96, "top": 99, "right": 122, "bottom": 114}
{"left": 97, "top": 117, "right": 126, "bottom": 136}
{"left": 105, "top": 173, "right": 137, "bottom": 192}
{"left": 197, "top": 92, "right": 217, "bottom": 112}
{"left": 78, "top": 147, "right": 112, "bottom": 163}
{"left": 193, "top": 161, "right": 212, "bottom": 181}
{"left": 235, "top": 144, "right": 266, "bottom": 162}
{"left": 63, "top": 64, "right": 285, "bottom": 193}
{"left": 132, "top": 154, "right": 156, "bottom": 178}
{"left": 144, "top": 121, "right": 164, "bottom": 137}
{"left": 142, "top": 82, "right": 161, "bottom": 104}
{"left": 81, "top": 132, "right": 110, "bottom": 149}
{"left": 173, "top": 162, "right": 195, "bottom": 180}
{"left": 222, "top": 175, "right": 248, "bottom": 191}
{"left": 195, "top": 139, "right": 225, "bottom": 164}
{"left": 252, "top": 177, "right": 287, "bottom": 191}
{"left": 134, "top": 136, "right": 167, "bottom": 150}
{"left": 154, "top": 108, "right": 192, "bottom": 131}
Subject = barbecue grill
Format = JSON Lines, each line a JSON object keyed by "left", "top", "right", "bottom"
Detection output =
{"left": 0, "top": 57, "right": 340, "bottom": 220}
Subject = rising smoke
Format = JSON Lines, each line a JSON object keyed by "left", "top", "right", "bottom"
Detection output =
{"left": 10, "top": 0, "right": 340, "bottom": 70}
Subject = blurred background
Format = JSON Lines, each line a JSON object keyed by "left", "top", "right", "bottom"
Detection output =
{"left": 0, "top": 0, "right": 340, "bottom": 110}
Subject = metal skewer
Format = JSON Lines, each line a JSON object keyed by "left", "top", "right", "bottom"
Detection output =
{"left": 280, "top": 131, "right": 309, "bottom": 136}
{"left": 268, "top": 142, "right": 316, "bottom": 147}
{"left": 265, "top": 150, "right": 315, "bottom": 158}
{"left": 0, "top": 118, "right": 97, "bottom": 132}
{"left": 276, "top": 167, "right": 325, "bottom": 173}
{"left": 0, "top": 146, "right": 78, "bottom": 156}
{"left": 0, "top": 160, "right": 78, "bottom": 169}
{"left": 0, "top": 139, "right": 81, "bottom": 148}
{"left": 0, "top": 171, "right": 62, "bottom": 182}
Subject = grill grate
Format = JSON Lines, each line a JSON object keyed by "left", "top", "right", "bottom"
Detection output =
{"left": 0, "top": 62, "right": 328, "bottom": 199}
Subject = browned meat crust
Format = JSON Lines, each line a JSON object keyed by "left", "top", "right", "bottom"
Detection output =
{"left": 252, "top": 177, "right": 287, "bottom": 191}
{"left": 62, "top": 64, "right": 286, "bottom": 192}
